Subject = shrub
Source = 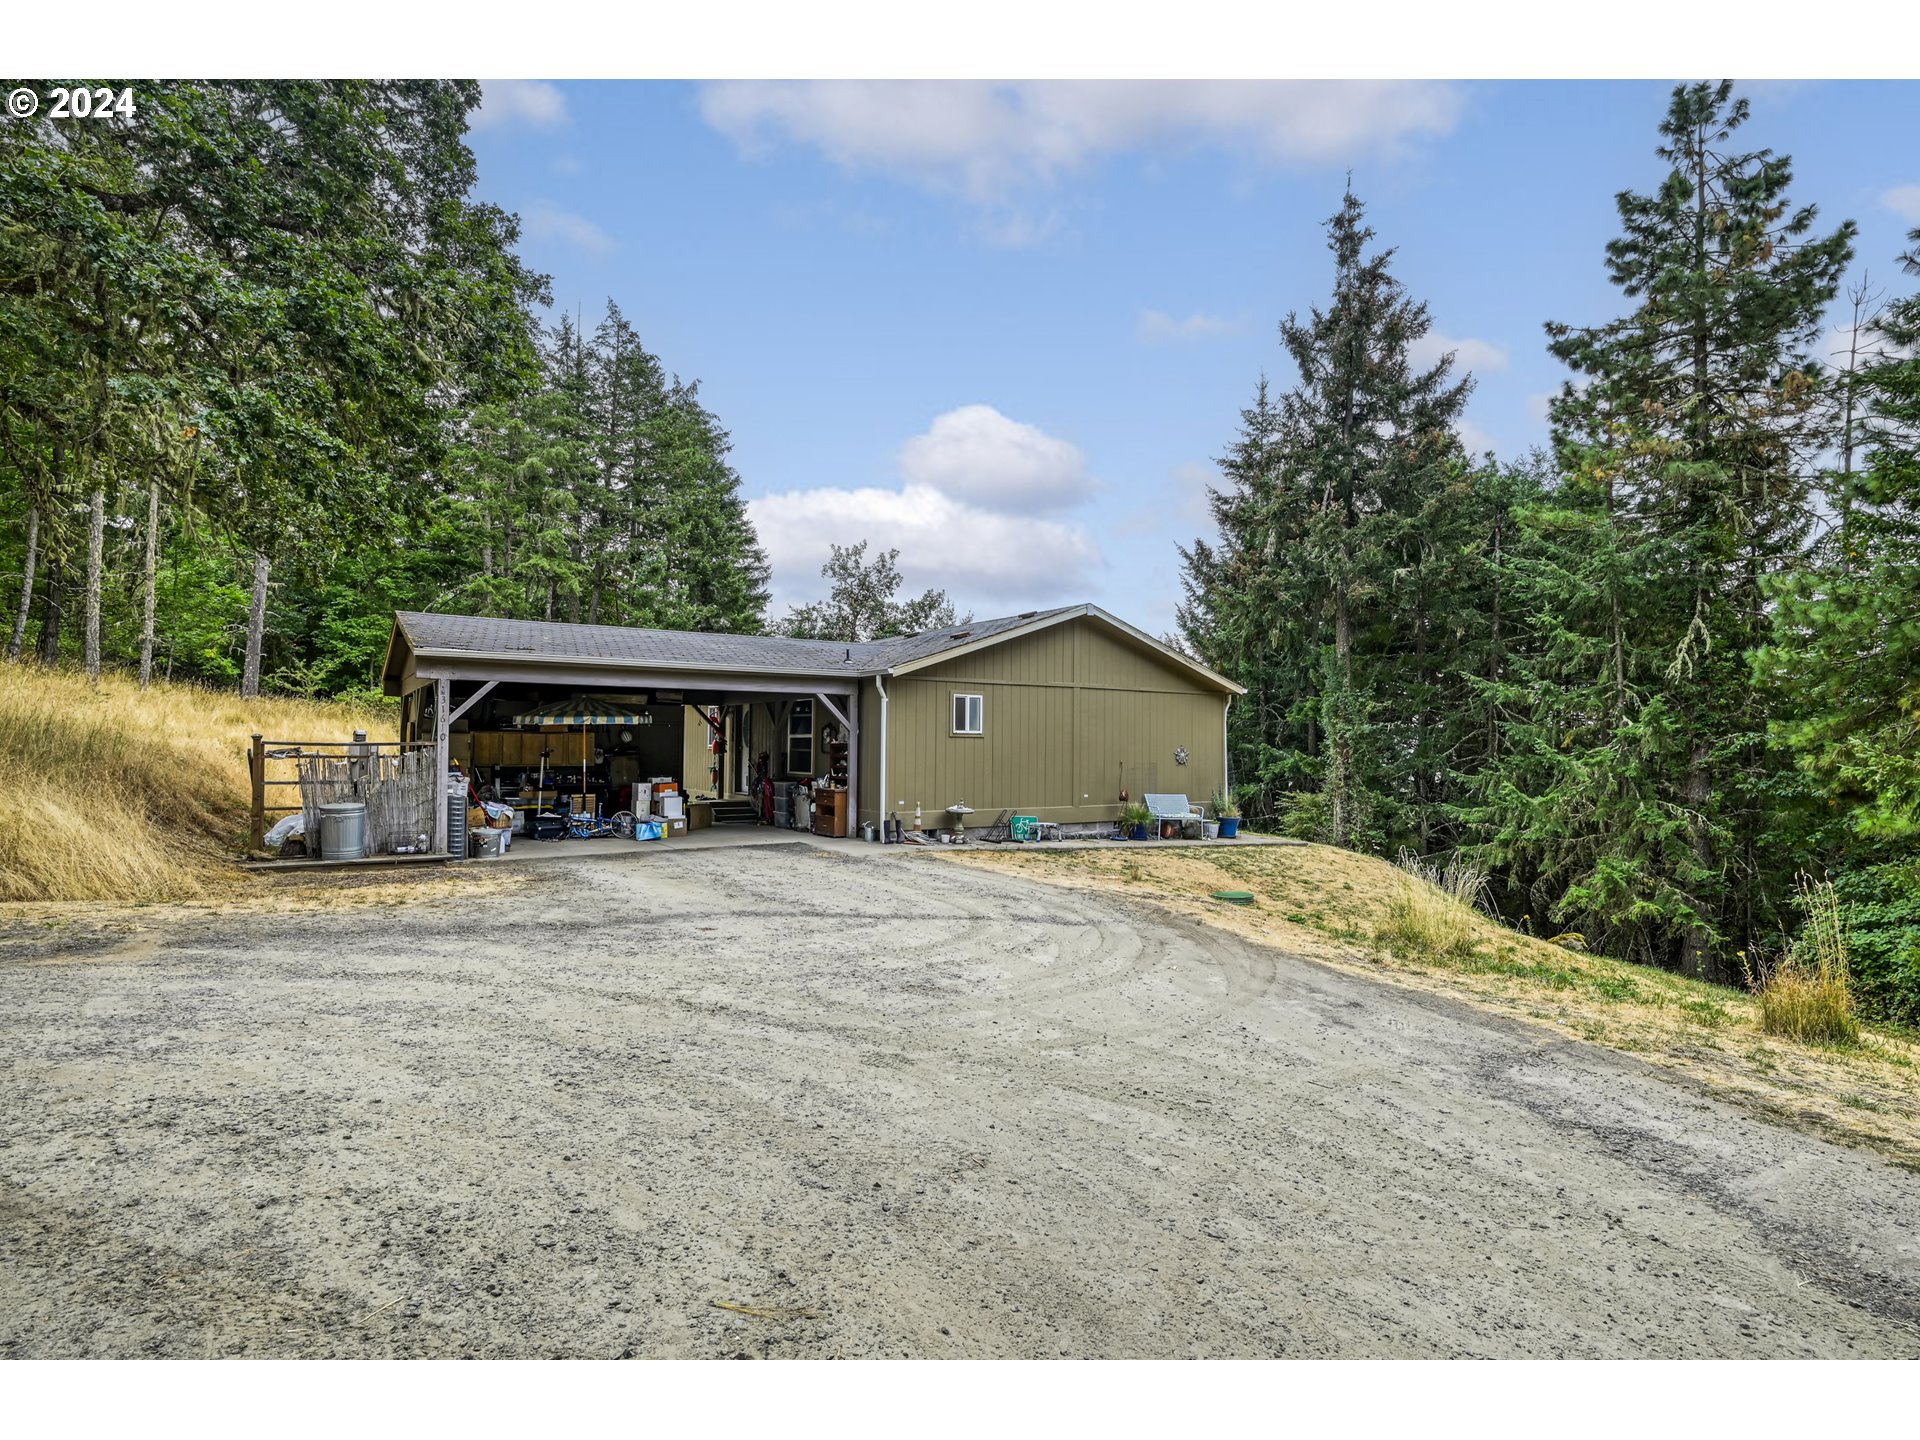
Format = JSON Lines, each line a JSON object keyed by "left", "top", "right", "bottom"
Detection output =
{"left": 1377, "top": 849, "right": 1490, "bottom": 961}
{"left": 1831, "top": 861, "right": 1920, "bottom": 1028}
{"left": 1755, "top": 878, "right": 1861, "bottom": 1047}
{"left": 1274, "top": 789, "right": 1331, "bottom": 843}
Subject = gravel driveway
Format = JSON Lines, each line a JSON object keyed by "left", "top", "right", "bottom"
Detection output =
{"left": 3, "top": 841, "right": 1917, "bottom": 1358}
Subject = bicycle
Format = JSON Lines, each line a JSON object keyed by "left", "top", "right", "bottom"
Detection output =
{"left": 565, "top": 811, "right": 617, "bottom": 840}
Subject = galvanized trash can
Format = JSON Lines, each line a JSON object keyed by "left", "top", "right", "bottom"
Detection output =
{"left": 316, "top": 801, "right": 368, "bottom": 861}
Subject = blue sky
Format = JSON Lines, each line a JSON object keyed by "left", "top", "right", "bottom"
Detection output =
{"left": 465, "top": 80, "right": 1920, "bottom": 638}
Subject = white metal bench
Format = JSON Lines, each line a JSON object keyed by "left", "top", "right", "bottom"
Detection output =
{"left": 1144, "top": 793, "right": 1204, "bottom": 839}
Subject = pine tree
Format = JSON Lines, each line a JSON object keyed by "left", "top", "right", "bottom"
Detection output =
{"left": 1488, "top": 82, "right": 1854, "bottom": 978}
{"left": 1180, "top": 377, "right": 1320, "bottom": 822}
{"left": 1762, "top": 228, "right": 1920, "bottom": 1020}
{"left": 1181, "top": 191, "right": 1472, "bottom": 849}
{"left": 640, "top": 384, "right": 769, "bottom": 633}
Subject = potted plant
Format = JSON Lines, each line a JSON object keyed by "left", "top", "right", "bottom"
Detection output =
{"left": 1121, "top": 801, "right": 1152, "bottom": 841}
{"left": 1211, "top": 790, "right": 1241, "bottom": 839}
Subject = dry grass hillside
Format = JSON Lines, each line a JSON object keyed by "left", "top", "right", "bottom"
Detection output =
{"left": 0, "top": 665, "right": 395, "bottom": 903}
{"left": 950, "top": 842, "right": 1920, "bottom": 1170}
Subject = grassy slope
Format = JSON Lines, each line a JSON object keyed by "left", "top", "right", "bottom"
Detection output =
{"left": 950, "top": 842, "right": 1920, "bottom": 1171}
{"left": 0, "top": 666, "right": 395, "bottom": 902}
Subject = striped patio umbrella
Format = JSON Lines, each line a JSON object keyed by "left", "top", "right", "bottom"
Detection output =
{"left": 512, "top": 703, "right": 648, "bottom": 805}
{"left": 511, "top": 703, "right": 647, "bottom": 726}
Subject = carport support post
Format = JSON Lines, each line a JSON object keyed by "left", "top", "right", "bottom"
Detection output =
{"left": 433, "top": 677, "right": 450, "bottom": 856}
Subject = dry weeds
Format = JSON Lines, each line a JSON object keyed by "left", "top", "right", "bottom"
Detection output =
{"left": 947, "top": 842, "right": 1920, "bottom": 1169}
{"left": 1756, "top": 878, "right": 1861, "bottom": 1046}
{"left": 0, "top": 665, "right": 394, "bottom": 903}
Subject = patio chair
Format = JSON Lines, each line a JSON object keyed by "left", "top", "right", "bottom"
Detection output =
{"left": 1144, "top": 793, "right": 1204, "bottom": 839}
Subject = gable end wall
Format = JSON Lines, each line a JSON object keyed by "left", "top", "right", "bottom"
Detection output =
{"left": 866, "top": 618, "right": 1227, "bottom": 829}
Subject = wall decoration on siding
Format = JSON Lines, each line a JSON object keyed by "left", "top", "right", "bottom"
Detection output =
{"left": 1174, "top": 746, "right": 1190, "bottom": 766}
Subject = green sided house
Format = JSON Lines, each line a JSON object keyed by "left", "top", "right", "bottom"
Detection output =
{"left": 381, "top": 604, "right": 1243, "bottom": 851}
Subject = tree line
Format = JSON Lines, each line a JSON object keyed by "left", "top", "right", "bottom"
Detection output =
{"left": 1180, "top": 83, "right": 1919, "bottom": 1019}
{"left": 4, "top": 80, "right": 1914, "bottom": 1015}
{"left": 0, "top": 81, "right": 769, "bottom": 700}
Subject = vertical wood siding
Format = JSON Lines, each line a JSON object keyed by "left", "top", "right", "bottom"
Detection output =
{"left": 880, "top": 618, "right": 1227, "bottom": 827}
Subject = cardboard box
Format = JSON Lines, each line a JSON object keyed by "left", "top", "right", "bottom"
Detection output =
{"left": 687, "top": 800, "right": 712, "bottom": 831}
{"left": 663, "top": 817, "right": 688, "bottom": 838}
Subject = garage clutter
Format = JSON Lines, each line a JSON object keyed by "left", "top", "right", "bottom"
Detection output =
{"left": 451, "top": 764, "right": 691, "bottom": 858}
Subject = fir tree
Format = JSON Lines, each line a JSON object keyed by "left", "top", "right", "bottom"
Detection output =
{"left": 1182, "top": 191, "right": 1472, "bottom": 848}
{"left": 1179, "top": 377, "right": 1320, "bottom": 821}
{"left": 1762, "top": 228, "right": 1920, "bottom": 1020}
{"left": 1489, "top": 82, "right": 1854, "bottom": 978}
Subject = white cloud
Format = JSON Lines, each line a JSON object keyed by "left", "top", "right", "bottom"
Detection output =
{"left": 1881, "top": 184, "right": 1920, "bottom": 222}
{"left": 1526, "top": 391, "right": 1556, "bottom": 427}
{"left": 1172, "top": 460, "right": 1215, "bottom": 519}
{"left": 699, "top": 80, "right": 1464, "bottom": 210}
{"left": 1821, "top": 313, "right": 1914, "bottom": 371}
{"left": 1410, "top": 330, "right": 1509, "bottom": 375}
{"left": 470, "top": 80, "right": 570, "bottom": 133}
{"left": 753, "top": 405, "right": 1104, "bottom": 614}
{"left": 1137, "top": 310, "right": 1248, "bottom": 343}
{"left": 1119, "top": 460, "right": 1216, "bottom": 538}
{"left": 897, "top": 405, "right": 1093, "bottom": 513}
{"left": 974, "top": 206, "right": 1066, "bottom": 249}
{"left": 523, "top": 202, "right": 614, "bottom": 256}
{"left": 749, "top": 484, "right": 1102, "bottom": 611}
{"left": 550, "top": 155, "right": 585, "bottom": 177}
{"left": 1456, "top": 419, "right": 1499, "bottom": 457}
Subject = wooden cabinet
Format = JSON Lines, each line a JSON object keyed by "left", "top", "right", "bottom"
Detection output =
{"left": 466, "top": 730, "right": 588, "bottom": 769}
{"left": 812, "top": 787, "right": 850, "bottom": 838}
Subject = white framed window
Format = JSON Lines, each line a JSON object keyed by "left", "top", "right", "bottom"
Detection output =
{"left": 787, "top": 699, "right": 813, "bottom": 774}
{"left": 952, "top": 692, "right": 984, "bottom": 736}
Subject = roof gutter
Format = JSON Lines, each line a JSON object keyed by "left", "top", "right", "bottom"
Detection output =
{"left": 405, "top": 645, "right": 873, "bottom": 681}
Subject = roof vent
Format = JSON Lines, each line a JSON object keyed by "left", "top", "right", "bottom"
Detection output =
{"left": 948, "top": 630, "right": 972, "bottom": 641}
{"left": 844, "top": 647, "right": 851, "bottom": 660}
{"left": 1019, "top": 610, "right": 1037, "bottom": 619}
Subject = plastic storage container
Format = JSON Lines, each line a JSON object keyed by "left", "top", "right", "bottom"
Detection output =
{"left": 446, "top": 777, "right": 469, "bottom": 861}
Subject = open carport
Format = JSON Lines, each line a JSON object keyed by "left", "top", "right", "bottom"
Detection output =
{"left": 383, "top": 612, "right": 871, "bottom": 851}
{"left": 379, "top": 604, "right": 1245, "bottom": 858}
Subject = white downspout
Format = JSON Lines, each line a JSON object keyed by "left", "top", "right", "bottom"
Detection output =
{"left": 876, "top": 672, "right": 890, "bottom": 842}
{"left": 1222, "top": 695, "right": 1233, "bottom": 807}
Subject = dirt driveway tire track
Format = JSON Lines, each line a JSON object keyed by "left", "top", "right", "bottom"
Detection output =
{"left": 3, "top": 842, "right": 1917, "bottom": 1358}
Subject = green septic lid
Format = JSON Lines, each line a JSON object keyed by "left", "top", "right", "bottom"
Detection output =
{"left": 1211, "top": 890, "right": 1256, "bottom": 905}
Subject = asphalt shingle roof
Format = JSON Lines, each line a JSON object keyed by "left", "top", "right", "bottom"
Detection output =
{"left": 393, "top": 606, "right": 1080, "bottom": 677}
